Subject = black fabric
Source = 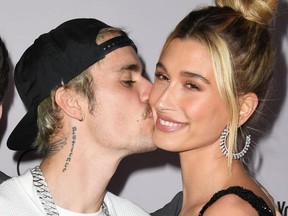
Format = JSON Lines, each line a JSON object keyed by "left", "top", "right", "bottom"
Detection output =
{"left": 7, "top": 18, "right": 137, "bottom": 151}
{"left": 151, "top": 192, "right": 182, "bottom": 216}
{"left": 199, "top": 186, "right": 273, "bottom": 216}
{"left": 151, "top": 186, "right": 273, "bottom": 216}
{"left": 0, "top": 171, "right": 10, "bottom": 184}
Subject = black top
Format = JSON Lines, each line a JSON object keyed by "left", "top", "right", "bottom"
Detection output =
{"left": 0, "top": 171, "right": 10, "bottom": 184}
{"left": 151, "top": 186, "right": 273, "bottom": 216}
{"left": 151, "top": 191, "right": 183, "bottom": 216}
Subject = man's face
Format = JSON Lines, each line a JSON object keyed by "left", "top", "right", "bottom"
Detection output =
{"left": 85, "top": 45, "right": 155, "bottom": 155}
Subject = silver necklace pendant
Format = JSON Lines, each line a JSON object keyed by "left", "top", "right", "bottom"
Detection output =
{"left": 101, "top": 201, "right": 110, "bottom": 216}
{"left": 31, "top": 166, "right": 110, "bottom": 216}
{"left": 31, "top": 166, "right": 59, "bottom": 216}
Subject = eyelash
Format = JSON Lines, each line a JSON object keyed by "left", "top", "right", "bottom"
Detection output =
{"left": 122, "top": 80, "right": 136, "bottom": 87}
{"left": 185, "top": 82, "right": 200, "bottom": 90}
{"left": 155, "top": 72, "right": 200, "bottom": 91}
{"left": 155, "top": 72, "right": 169, "bottom": 81}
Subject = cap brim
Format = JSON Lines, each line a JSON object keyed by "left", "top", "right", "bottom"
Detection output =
{"left": 7, "top": 106, "right": 38, "bottom": 151}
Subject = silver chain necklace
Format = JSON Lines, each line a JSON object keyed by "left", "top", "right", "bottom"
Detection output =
{"left": 31, "top": 166, "right": 110, "bottom": 216}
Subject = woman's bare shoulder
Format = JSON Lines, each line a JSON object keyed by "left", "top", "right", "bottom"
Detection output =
{"left": 203, "top": 193, "right": 259, "bottom": 216}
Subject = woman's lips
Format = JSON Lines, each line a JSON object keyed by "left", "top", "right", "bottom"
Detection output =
{"left": 156, "top": 117, "right": 187, "bottom": 132}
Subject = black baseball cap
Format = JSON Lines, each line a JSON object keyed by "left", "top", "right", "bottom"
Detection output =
{"left": 7, "top": 18, "right": 137, "bottom": 151}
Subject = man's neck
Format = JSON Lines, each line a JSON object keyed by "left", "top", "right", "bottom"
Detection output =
{"left": 39, "top": 147, "right": 122, "bottom": 213}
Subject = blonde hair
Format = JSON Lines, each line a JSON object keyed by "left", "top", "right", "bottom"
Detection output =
{"left": 161, "top": 0, "right": 277, "bottom": 168}
{"left": 35, "top": 69, "right": 94, "bottom": 157}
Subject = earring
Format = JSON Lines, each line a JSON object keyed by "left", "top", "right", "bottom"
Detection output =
{"left": 79, "top": 114, "right": 84, "bottom": 122}
{"left": 220, "top": 127, "right": 251, "bottom": 160}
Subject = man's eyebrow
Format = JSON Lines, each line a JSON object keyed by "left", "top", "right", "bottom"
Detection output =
{"left": 156, "top": 62, "right": 210, "bottom": 84}
{"left": 120, "top": 64, "right": 141, "bottom": 73}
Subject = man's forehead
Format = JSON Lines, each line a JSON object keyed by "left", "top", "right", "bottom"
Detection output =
{"left": 93, "top": 52, "right": 143, "bottom": 75}
{"left": 103, "top": 46, "right": 142, "bottom": 72}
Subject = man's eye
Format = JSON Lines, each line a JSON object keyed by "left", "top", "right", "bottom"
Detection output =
{"left": 122, "top": 80, "right": 136, "bottom": 87}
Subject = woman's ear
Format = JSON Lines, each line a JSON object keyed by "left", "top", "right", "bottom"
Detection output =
{"left": 54, "top": 87, "right": 83, "bottom": 121}
{"left": 238, "top": 92, "right": 258, "bottom": 126}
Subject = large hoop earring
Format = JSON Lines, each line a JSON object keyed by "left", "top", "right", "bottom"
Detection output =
{"left": 220, "top": 127, "right": 251, "bottom": 160}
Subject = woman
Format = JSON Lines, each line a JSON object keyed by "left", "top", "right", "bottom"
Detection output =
{"left": 150, "top": 0, "right": 279, "bottom": 215}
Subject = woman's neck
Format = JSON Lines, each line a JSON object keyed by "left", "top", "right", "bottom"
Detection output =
{"left": 179, "top": 147, "right": 245, "bottom": 213}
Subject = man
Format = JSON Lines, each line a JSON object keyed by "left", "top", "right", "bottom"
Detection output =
{"left": 0, "top": 36, "right": 10, "bottom": 183}
{"left": 0, "top": 18, "right": 155, "bottom": 215}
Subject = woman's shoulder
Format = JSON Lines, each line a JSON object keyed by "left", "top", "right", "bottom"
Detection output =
{"left": 199, "top": 186, "right": 273, "bottom": 216}
{"left": 201, "top": 192, "right": 260, "bottom": 215}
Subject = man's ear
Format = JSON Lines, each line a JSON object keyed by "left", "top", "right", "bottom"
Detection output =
{"left": 238, "top": 92, "right": 258, "bottom": 126}
{"left": 54, "top": 87, "right": 83, "bottom": 121}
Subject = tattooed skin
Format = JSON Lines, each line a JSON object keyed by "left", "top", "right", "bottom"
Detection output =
{"left": 63, "top": 126, "right": 77, "bottom": 172}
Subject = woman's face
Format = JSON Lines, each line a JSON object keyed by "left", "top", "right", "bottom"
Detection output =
{"left": 149, "top": 38, "right": 230, "bottom": 153}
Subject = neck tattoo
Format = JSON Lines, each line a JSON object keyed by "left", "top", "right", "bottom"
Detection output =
{"left": 63, "top": 126, "right": 77, "bottom": 172}
{"left": 31, "top": 166, "right": 110, "bottom": 216}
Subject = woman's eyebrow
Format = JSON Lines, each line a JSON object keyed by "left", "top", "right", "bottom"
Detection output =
{"left": 180, "top": 71, "right": 210, "bottom": 84}
{"left": 156, "top": 62, "right": 210, "bottom": 84}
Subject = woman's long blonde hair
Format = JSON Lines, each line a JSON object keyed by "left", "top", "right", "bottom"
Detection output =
{"left": 160, "top": 0, "right": 277, "bottom": 168}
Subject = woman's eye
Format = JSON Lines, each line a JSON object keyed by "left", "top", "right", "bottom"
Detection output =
{"left": 122, "top": 80, "right": 136, "bottom": 87}
{"left": 185, "top": 82, "right": 200, "bottom": 90}
{"left": 155, "top": 72, "right": 169, "bottom": 81}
